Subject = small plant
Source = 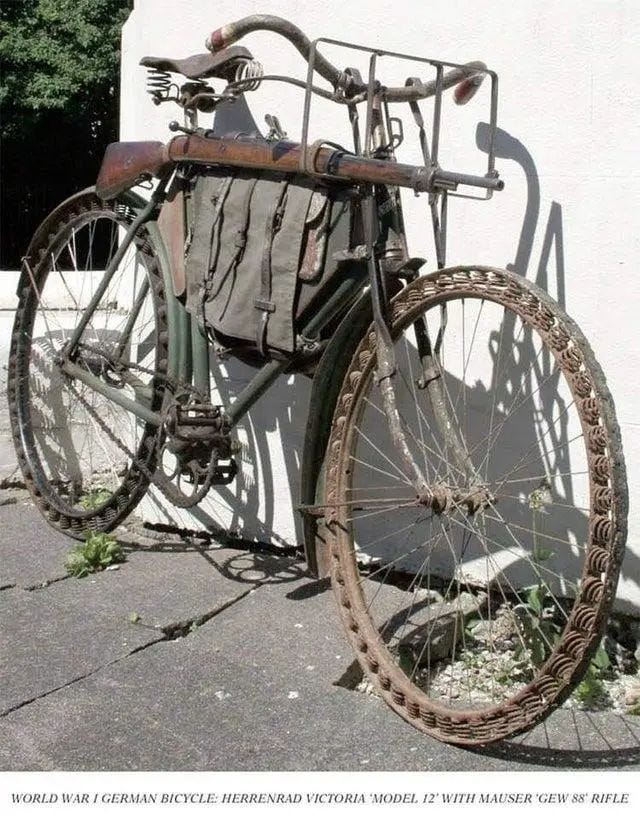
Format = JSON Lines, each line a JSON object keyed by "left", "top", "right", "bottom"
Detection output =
{"left": 461, "top": 649, "right": 483, "bottom": 671}
{"left": 465, "top": 617, "right": 483, "bottom": 639}
{"left": 494, "top": 656, "right": 526, "bottom": 686}
{"left": 65, "top": 532, "right": 124, "bottom": 578}
{"left": 79, "top": 487, "right": 112, "bottom": 510}
{"left": 574, "top": 645, "right": 611, "bottom": 706}
{"left": 513, "top": 583, "right": 562, "bottom": 668}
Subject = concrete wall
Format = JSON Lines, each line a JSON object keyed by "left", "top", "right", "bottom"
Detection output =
{"left": 120, "top": 0, "right": 639, "bottom": 611}
{"left": 2, "top": 0, "right": 637, "bottom": 611}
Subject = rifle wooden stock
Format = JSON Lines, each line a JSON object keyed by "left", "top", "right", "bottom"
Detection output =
{"left": 96, "top": 141, "right": 172, "bottom": 199}
{"left": 95, "top": 134, "right": 438, "bottom": 200}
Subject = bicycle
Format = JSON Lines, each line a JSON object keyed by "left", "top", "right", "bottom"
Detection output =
{"left": 7, "top": 14, "right": 628, "bottom": 746}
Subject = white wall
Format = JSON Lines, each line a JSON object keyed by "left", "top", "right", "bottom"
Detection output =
{"left": 120, "top": 0, "right": 640, "bottom": 610}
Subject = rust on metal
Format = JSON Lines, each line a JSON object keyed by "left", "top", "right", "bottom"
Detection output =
{"left": 167, "top": 134, "right": 430, "bottom": 191}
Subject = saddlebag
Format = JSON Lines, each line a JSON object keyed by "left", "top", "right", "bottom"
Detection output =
{"left": 185, "top": 168, "right": 353, "bottom": 354}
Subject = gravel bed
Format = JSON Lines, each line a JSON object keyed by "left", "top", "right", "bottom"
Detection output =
{"left": 356, "top": 603, "right": 640, "bottom": 717}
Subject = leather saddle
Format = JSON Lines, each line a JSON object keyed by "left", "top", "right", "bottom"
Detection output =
{"left": 140, "top": 45, "right": 252, "bottom": 81}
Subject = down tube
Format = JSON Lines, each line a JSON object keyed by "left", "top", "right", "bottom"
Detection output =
{"left": 143, "top": 213, "right": 192, "bottom": 390}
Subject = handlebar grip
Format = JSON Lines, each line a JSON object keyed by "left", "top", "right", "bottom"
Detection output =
{"left": 205, "top": 14, "right": 343, "bottom": 87}
{"left": 206, "top": 24, "right": 236, "bottom": 52}
{"left": 454, "top": 73, "right": 485, "bottom": 105}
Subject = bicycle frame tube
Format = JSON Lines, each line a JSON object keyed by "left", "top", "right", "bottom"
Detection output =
{"left": 64, "top": 194, "right": 160, "bottom": 357}
{"left": 58, "top": 185, "right": 368, "bottom": 434}
{"left": 54, "top": 184, "right": 184, "bottom": 432}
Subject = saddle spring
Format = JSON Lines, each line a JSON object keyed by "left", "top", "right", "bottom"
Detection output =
{"left": 146, "top": 67, "right": 177, "bottom": 104}
{"left": 233, "top": 59, "right": 264, "bottom": 91}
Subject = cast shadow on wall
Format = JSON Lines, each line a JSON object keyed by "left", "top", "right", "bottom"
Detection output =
{"left": 145, "top": 123, "right": 567, "bottom": 546}
{"left": 144, "top": 123, "right": 633, "bottom": 603}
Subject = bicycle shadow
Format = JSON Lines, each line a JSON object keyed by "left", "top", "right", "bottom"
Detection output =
{"left": 143, "top": 356, "right": 311, "bottom": 549}
{"left": 475, "top": 124, "right": 637, "bottom": 603}
{"left": 347, "top": 125, "right": 585, "bottom": 601}
{"left": 139, "top": 123, "right": 637, "bottom": 615}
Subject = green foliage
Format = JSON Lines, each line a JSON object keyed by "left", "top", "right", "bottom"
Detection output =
{"left": 592, "top": 644, "right": 611, "bottom": 672}
{"left": 512, "top": 583, "right": 562, "bottom": 668}
{"left": 575, "top": 668, "right": 606, "bottom": 705}
{"left": 65, "top": 531, "right": 124, "bottom": 578}
{"left": 0, "top": 0, "right": 132, "bottom": 266}
{"left": 574, "top": 643, "right": 611, "bottom": 706}
{"left": 465, "top": 617, "right": 482, "bottom": 638}
{"left": 79, "top": 488, "right": 112, "bottom": 510}
{"left": 1, "top": 0, "right": 131, "bottom": 138}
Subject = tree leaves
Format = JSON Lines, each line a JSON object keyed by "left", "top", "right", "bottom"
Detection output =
{"left": 1, "top": 0, "right": 131, "bottom": 266}
{"left": 1, "top": 0, "right": 130, "bottom": 137}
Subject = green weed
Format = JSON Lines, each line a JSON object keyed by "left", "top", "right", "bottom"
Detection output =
{"left": 78, "top": 488, "right": 112, "bottom": 510}
{"left": 574, "top": 644, "right": 611, "bottom": 705}
{"left": 65, "top": 532, "right": 124, "bottom": 578}
{"left": 512, "top": 583, "right": 562, "bottom": 668}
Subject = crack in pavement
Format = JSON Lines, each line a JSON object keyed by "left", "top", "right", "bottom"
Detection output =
{"left": 160, "top": 586, "right": 255, "bottom": 639}
{"left": 1, "top": 489, "right": 309, "bottom": 719}
{"left": 0, "top": 632, "right": 166, "bottom": 718}
{"left": 23, "top": 574, "right": 70, "bottom": 592}
{"left": 0, "top": 580, "right": 264, "bottom": 719}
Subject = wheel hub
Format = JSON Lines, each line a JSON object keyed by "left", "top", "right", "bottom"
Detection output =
{"left": 417, "top": 483, "right": 495, "bottom": 515}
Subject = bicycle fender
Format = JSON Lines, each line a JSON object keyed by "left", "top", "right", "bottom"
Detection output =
{"left": 299, "top": 288, "right": 373, "bottom": 577}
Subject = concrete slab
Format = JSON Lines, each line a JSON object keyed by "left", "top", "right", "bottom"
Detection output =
{"left": 0, "top": 497, "right": 274, "bottom": 627}
{"left": 76, "top": 544, "right": 272, "bottom": 633}
{"left": 0, "top": 585, "right": 162, "bottom": 715}
{"left": 0, "top": 508, "right": 305, "bottom": 715}
{"left": 1, "top": 567, "right": 638, "bottom": 771}
{"left": 0, "top": 502, "right": 73, "bottom": 589}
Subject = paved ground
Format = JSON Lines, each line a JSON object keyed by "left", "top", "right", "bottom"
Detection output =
{"left": 1, "top": 489, "right": 640, "bottom": 772}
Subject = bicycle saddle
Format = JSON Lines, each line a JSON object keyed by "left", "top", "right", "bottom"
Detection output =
{"left": 140, "top": 45, "right": 253, "bottom": 80}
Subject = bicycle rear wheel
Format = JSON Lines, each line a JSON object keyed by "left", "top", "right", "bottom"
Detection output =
{"left": 327, "top": 266, "right": 627, "bottom": 745}
{"left": 8, "top": 189, "right": 169, "bottom": 536}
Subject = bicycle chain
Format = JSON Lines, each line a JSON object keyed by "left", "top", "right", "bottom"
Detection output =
{"left": 75, "top": 343, "right": 229, "bottom": 509}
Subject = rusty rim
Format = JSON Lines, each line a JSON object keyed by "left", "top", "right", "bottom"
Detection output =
{"left": 327, "top": 267, "right": 627, "bottom": 745}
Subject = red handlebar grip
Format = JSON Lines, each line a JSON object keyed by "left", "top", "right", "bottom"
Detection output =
{"left": 454, "top": 74, "right": 484, "bottom": 105}
{"left": 206, "top": 25, "right": 234, "bottom": 52}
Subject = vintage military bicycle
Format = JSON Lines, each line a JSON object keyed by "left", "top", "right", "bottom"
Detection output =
{"left": 8, "top": 15, "right": 627, "bottom": 745}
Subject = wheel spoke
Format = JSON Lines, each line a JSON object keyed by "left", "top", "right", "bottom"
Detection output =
{"left": 329, "top": 268, "right": 624, "bottom": 744}
{"left": 10, "top": 195, "right": 167, "bottom": 530}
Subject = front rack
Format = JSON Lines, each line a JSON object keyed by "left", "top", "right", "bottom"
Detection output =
{"left": 301, "top": 37, "right": 499, "bottom": 202}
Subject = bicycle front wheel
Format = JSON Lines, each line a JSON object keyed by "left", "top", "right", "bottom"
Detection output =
{"left": 327, "top": 266, "right": 627, "bottom": 745}
{"left": 8, "top": 189, "right": 169, "bottom": 536}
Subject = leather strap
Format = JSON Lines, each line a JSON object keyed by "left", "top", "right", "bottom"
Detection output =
{"left": 255, "top": 178, "right": 289, "bottom": 354}
{"left": 198, "top": 174, "right": 236, "bottom": 331}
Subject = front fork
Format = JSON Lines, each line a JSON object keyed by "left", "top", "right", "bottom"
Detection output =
{"left": 364, "top": 183, "right": 480, "bottom": 502}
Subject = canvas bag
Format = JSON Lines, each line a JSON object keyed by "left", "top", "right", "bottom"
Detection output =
{"left": 185, "top": 168, "right": 350, "bottom": 353}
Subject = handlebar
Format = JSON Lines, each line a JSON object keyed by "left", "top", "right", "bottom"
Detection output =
{"left": 206, "top": 14, "right": 344, "bottom": 88}
{"left": 205, "top": 14, "right": 488, "bottom": 105}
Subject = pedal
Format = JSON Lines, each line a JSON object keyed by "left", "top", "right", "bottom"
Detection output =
{"left": 212, "top": 458, "right": 237, "bottom": 485}
{"left": 166, "top": 402, "right": 224, "bottom": 442}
